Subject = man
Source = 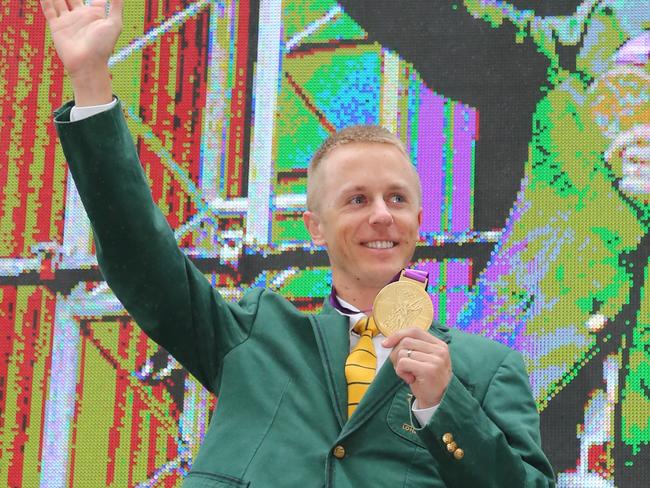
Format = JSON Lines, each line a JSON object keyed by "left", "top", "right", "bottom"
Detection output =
{"left": 42, "top": 0, "right": 555, "bottom": 485}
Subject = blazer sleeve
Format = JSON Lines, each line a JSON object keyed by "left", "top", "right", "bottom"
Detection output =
{"left": 415, "top": 349, "right": 556, "bottom": 487}
{"left": 54, "top": 99, "right": 259, "bottom": 394}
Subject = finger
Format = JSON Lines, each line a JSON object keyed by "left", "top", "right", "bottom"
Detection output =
{"left": 68, "top": 0, "right": 84, "bottom": 9}
{"left": 382, "top": 327, "right": 438, "bottom": 348}
{"left": 395, "top": 357, "right": 434, "bottom": 382}
{"left": 40, "top": 0, "right": 59, "bottom": 20}
{"left": 393, "top": 360, "right": 416, "bottom": 384}
{"left": 387, "top": 338, "right": 444, "bottom": 364}
{"left": 393, "top": 337, "right": 439, "bottom": 356}
{"left": 398, "top": 348, "right": 433, "bottom": 362}
{"left": 398, "top": 353, "right": 449, "bottom": 376}
{"left": 52, "top": 0, "right": 70, "bottom": 16}
{"left": 108, "top": 0, "right": 124, "bottom": 22}
{"left": 388, "top": 340, "right": 447, "bottom": 372}
{"left": 397, "top": 341, "right": 449, "bottom": 364}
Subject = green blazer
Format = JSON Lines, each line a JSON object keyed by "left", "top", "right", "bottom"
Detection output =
{"left": 54, "top": 100, "right": 555, "bottom": 487}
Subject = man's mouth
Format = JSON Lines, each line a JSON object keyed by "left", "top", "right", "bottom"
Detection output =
{"left": 363, "top": 241, "right": 397, "bottom": 249}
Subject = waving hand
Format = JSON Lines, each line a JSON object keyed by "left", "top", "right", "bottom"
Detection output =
{"left": 40, "top": 0, "right": 124, "bottom": 105}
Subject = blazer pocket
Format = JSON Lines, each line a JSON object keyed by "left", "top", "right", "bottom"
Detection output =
{"left": 386, "top": 387, "right": 427, "bottom": 448}
{"left": 184, "top": 471, "right": 250, "bottom": 487}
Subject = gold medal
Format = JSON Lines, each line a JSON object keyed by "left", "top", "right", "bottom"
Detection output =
{"left": 372, "top": 270, "right": 434, "bottom": 337}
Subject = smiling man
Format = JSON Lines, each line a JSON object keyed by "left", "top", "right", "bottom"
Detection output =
{"left": 42, "top": 0, "right": 555, "bottom": 486}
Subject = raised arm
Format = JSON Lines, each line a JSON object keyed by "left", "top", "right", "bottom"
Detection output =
{"left": 42, "top": 0, "right": 260, "bottom": 392}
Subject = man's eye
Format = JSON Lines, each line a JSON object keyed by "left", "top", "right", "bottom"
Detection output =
{"left": 390, "top": 194, "right": 405, "bottom": 203}
{"left": 350, "top": 195, "right": 365, "bottom": 204}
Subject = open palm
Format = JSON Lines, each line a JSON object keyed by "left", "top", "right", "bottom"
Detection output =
{"left": 41, "top": 0, "right": 123, "bottom": 78}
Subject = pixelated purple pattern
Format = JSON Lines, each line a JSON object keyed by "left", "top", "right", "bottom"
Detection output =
{"left": 417, "top": 86, "right": 476, "bottom": 234}
{"left": 417, "top": 88, "right": 445, "bottom": 233}
{"left": 451, "top": 104, "right": 475, "bottom": 232}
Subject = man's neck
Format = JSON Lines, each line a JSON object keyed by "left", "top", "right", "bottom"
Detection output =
{"left": 331, "top": 268, "right": 408, "bottom": 311}
{"left": 332, "top": 276, "right": 385, "bottom": 312}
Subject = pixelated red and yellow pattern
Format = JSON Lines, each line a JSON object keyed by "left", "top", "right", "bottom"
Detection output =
{"left": 1, "top": 1, "right": 236, "bottom": 486}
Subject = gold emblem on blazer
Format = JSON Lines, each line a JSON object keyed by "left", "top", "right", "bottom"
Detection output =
{"left": 372, "top": 271, "right": 433, "bottom": 337}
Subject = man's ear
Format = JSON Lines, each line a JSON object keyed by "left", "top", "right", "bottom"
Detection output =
{"left": 417, "top": 207, "right": 423, "bottom": 227}
{"left": 303, "top": 211, "right": 326, "bottom": 246}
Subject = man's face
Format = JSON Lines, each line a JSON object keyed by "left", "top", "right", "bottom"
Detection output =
{"left": 304, "top": 142, "right": 422, "bottom": 292}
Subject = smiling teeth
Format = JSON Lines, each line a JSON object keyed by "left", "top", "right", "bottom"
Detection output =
{"left": 365, "top": 241, "right": 395, "bottom": 249}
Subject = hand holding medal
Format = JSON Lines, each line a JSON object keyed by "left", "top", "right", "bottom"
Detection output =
{"left": 378, "top": 270, "right": 452, "bottom": 410}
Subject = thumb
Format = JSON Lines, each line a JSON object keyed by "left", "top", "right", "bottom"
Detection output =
{"left": 381, "top": 333, "right": 401, "bottom": 348}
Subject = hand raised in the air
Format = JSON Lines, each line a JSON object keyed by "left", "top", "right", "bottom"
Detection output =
{"left": 40, "top": 0, "right": 123, "bottom": 105}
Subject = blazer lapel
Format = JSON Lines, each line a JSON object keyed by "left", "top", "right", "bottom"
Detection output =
{"left": 311, "top": 302, "right": 350, "bottom": 428}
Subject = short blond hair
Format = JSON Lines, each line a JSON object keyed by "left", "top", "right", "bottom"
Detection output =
{"left": 306, "top": 125, "right": 420, "bottom": 210}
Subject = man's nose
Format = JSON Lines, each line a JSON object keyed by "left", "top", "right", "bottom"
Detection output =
{"left": 368, "top": 199, "right": 394, "bottom": 225}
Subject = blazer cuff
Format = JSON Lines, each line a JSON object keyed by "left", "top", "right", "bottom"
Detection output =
{"left": 70, "top": 98, "right": 118, "bottom": 122}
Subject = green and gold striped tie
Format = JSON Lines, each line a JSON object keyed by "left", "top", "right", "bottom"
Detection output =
{"left": 345, "top": 316, "right": 379, "bottom": 418}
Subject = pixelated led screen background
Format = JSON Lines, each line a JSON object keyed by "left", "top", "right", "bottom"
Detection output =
{"left": 1, "top": 0, "right": 648, "bottom": 486}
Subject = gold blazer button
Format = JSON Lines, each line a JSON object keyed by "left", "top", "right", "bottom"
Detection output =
{"left": 442, "top": 433, "right": 454, "bottom": 444}
{"left": 333, "top": 445, "right": 346, "bottom": 459}
{"left": 453, "top": 448, "right": 465, "bottom": 460}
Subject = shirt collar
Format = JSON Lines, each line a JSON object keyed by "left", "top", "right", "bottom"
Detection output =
{"left": 334, "top": 295, "right": 369, "bottom": 334}
{"left": 335, "top": 295, "right": 361, "bottom": 315}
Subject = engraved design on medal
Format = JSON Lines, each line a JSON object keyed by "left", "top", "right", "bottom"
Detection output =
{"left": 385, "top": 289, "right": 427, "bottom": 330}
